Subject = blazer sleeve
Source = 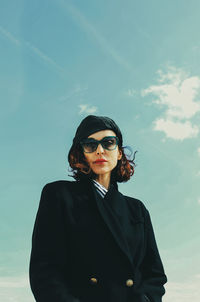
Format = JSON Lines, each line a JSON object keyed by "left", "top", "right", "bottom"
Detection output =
{"left": 29, "top": 183, "right": 80, "bottom": 302}
{"left": 138, "top": 206, "right": 167, "bottom": 302}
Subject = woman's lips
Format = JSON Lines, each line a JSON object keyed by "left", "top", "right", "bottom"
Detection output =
{"left": 94, "top": 160, "right": 107, "bottom": 164}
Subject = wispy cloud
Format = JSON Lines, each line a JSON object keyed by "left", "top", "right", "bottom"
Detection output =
{"left": 125, "top": 89, "right": 136, "bottom": 97}
{"left": 197, "top": 147, "right": 200, "bottom": 156}
{"left": 58, "top": 0, "right": 131, "bottom": 71}
{"left": 78, "top": 104, "right": 98, "bottom": 114}
{"left": 141, "top": 66, "right": 200, "bottom": 140}
{"left": 0, "top": 25, "right": 64, "bottom": 73}
{"left": 163, "top": 274, "right": 200, "bottom": 302}
{"left": 0, "top": 274, "right": 34, "bottom": 302}
{"left": 59, "top": 85, "right": 88, "bottom": 102}
{"left": 0, "top": 275, "right": 28, "bottom": 288}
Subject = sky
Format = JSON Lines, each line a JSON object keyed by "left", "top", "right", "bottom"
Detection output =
{"left": 0, "top": 0, "right": 200, "bottom": 301}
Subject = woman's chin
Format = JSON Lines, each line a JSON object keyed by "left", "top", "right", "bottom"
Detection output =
{"left": 92, "top": 167, "right": 110, "bottom": 175}
{"left": 93, "top": 169, "right": 107, "bottom": 175}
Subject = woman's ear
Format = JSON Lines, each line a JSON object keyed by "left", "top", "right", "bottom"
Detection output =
{"left": 118, "top": 149, "right": 122, "bottom": 160}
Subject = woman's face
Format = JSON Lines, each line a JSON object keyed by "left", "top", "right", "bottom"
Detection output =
{"left": 82, "top": 129, "right": 122, "bottom": 178}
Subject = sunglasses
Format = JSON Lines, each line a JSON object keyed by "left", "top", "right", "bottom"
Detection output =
{"left": 80, "top": 136, "right": 119, "bottom": 153}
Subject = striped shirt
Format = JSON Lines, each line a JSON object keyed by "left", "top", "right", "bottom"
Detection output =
{"left": 92, "top": 179, "right": 108, "bottom": 198}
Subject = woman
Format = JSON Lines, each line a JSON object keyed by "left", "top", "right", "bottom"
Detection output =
{"left": 29, "top": 115, "right": 167, "bottom": 302}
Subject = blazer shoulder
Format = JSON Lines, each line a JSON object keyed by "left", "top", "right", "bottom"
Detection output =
{"left": 42, "top": 179, "right": 77, "bottom": 191}
{"left": 39, "top": 180, "right": 81, "bottom": 210}
{"left": 41, "top": 180, "right": 81, "bottom": 199}
{"left": 123, "top": 194, "right": 146, "bottom": 208}
{"left": 123, "top": 194, "right": 149, "bottom": 217}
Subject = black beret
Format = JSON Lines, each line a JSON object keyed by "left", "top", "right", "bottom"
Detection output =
{"left": 68, "top": 115, "right": 123, "bottom": 158}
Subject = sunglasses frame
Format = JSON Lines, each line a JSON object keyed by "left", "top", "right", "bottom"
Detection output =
{"left": 80, "top": 136, "right": 119, "bottom": 153}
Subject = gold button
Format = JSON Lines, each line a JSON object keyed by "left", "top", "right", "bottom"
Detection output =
{"left": 90, "top": 277, "right": 98, "bottom": 284}
{"left": 126, "top": 279, "right": 134, "bottom": 287}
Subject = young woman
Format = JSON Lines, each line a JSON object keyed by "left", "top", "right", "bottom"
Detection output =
{"left": 29, "top": 115, "right": 167, "bottom": 302}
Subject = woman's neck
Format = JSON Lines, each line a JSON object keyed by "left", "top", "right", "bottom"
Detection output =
{"left": 95, "top": 174, "right": 111, "bottom": 190}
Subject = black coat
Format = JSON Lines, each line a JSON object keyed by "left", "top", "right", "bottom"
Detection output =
{"left": 29, "top": 178, "right": 167, "bottom": 302}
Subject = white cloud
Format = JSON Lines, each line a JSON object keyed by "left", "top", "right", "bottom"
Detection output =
{"left": 197, "top": 147, "right": 200, "bottom": 156}
{"left": 79, "top": 104, "right": 97, "bottom": 114}
{"left": 163, "top": 274, "right": 200, "bottom": 302}
{"left": 0, "top": 274, "right": 35, "bottom": 302}
{"left": 157, "top": 66, "right": 187, "bottom": 85}
{"left": 0, "top": 275, "right": 28, "bottom": 288}
{"left": 153, "top": 119, "right": 199, "bottom": 140}
{"left": 143, "top": 77, "right": 200, "bottom": 120}
{"left": 142, "top": 66, "right": 200, "bottom": 140}
{"left": 0, "top": 274, "right": 34, "bottom": 302}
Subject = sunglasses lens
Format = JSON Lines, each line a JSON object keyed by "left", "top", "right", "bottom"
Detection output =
{"left": 82, "top": 141, "right": 97, "bottom": 153}
{"left": 102, "top": 137, "right": 117, "bottom": 150}
{"left": 81, "top": 137, "right": 118, "bottom": 153}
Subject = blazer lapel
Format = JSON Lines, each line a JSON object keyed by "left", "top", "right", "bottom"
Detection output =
{"left": 88, "top": 179, "right": 134, "bottom": 267}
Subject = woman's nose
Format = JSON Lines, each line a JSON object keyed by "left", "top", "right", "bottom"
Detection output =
{"left": 96, "top": 143, "right": 105, "bottom": 154}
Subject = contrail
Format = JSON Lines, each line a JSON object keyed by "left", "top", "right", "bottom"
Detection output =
{"left": 0, "top": 25, "right": 64, "bottom": 73}
{"left": 58, "top": 0, "right": 132, "bottom": 71}
{"left": 0, "top": 26, "right": 21, "bottom": 46}
{"left": 25, "top": 42, "right": 64, "bottom": 73}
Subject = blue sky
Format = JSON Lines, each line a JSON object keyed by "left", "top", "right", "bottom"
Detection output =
{"left": 1, "top": 0, "right": 200, "bottom": 301}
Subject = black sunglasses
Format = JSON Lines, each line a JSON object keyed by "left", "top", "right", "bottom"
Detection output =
{"left": 80, "top": 136, "right": 119, "bottom": 153}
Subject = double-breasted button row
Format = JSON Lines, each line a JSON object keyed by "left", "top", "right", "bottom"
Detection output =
{"left": 89, "top": 277, "right": 134, "bottom": 287}
{"left": 126, "top": 279, "right": 134, "bottom": 287}
{"left": 90, "top": 277, "right": 98, "bottom": 284}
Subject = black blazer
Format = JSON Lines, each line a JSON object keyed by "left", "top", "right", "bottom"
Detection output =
{"left": 29, "top": 178, "right": 167, "bottom": 302}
